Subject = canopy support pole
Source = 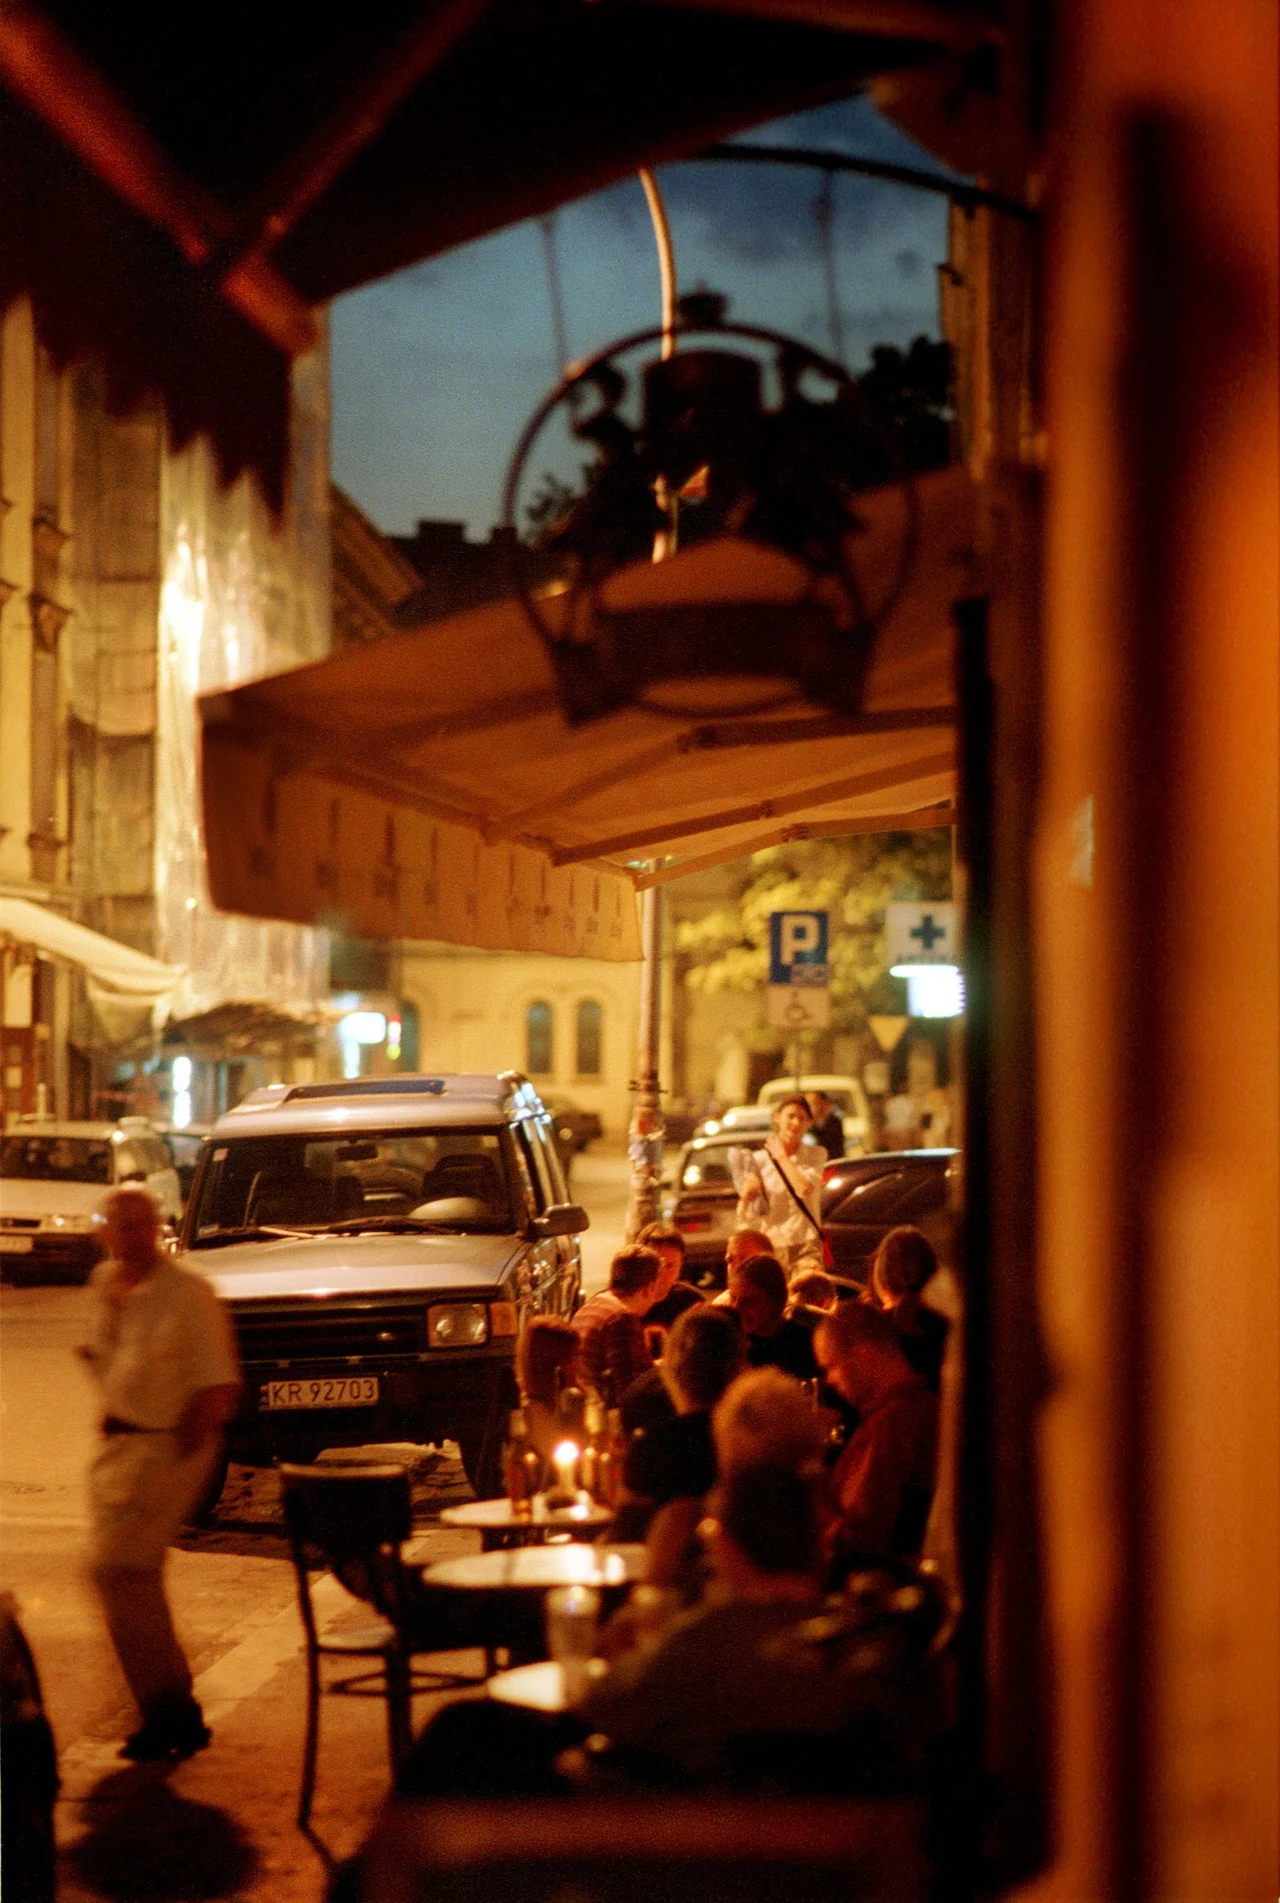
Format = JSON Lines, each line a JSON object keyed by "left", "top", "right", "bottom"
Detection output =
{"left": 625, "top": 875, "right": 665, "bottom": 1241}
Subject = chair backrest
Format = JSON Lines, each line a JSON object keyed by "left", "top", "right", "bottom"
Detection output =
{"left": 278, "top": 1463, "right": 413, "bottom": 1628}
{"left": 248, "top": 1167, "right": 331, "bottom": 1227}
{"left": 423, "top": 1154, "right": 502, "bottom": 1208}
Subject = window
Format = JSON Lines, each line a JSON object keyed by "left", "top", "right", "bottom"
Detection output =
{"left": 575, "top": 1000, "right": 602, "bottom": 1078}
{"left": 525, "top": 1000, "right": 553, "bottom": 1076}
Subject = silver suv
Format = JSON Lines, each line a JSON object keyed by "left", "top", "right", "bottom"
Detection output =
{"left": 180, "top": 1072, "right": 587, "bottom": 1503}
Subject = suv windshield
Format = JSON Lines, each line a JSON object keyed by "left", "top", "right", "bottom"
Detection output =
{"left": 188, "top": 1128, "right": 516, "bottom": 1242}
{"left": 0, "top": 1136, "right": 112, "bottom": 1184}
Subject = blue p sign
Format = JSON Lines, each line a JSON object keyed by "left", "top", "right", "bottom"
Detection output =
{"left": 769, "top": 911, "right": 829, "bottom": 984}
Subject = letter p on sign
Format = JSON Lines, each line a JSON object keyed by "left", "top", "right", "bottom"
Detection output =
{"left": 780, "top": 915, "right": 819, "bottom": 964}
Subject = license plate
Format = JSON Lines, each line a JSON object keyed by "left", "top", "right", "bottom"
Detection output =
{"left": 261, "top": 1376, "right": 379, "bottom": 1410}
{"left": 0, "top": 1236, "right": 33, "bottom": 1253}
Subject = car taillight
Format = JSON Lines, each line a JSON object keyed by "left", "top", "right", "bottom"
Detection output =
{"left": 675, "top": 1214, "right": 713, "bottom": 1232}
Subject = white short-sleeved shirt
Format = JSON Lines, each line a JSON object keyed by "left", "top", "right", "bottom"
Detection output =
{"left": 750, "top": 1141, "right": 827, "bottom": 1255}
{"left": 84, "top": 1258, "right": 241, "bottom": 1430}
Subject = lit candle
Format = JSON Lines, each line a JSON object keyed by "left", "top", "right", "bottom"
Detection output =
{"left": 549, "top": 1438, "right": 580, "bottom": 1504}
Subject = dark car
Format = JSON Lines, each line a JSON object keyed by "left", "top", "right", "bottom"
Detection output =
{"left": 539, "top": 1095, "right": 603, "bottom": 1168}
{"left": 820, "top": 1149, "right": 959, "bottom": 1283}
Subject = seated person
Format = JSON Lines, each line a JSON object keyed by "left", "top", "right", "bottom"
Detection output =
{"left": 789, "top": 1267, "right": 839, "bottom": 1313}
{"left": 571, "top": 1245, "right": 661, "bottom": 1406}
{"left": 616, "top": 1307, "right": 745, "bottom": 1551}
{"left": 725, "top": 1254, "right": 819, "bottom": 1380}
{"left": 578, "top": 1463, "right": 856, "bottom": 1782}
{"left": 710, "top": 1228, "right": 773, "bottom": 1307}
{"left": 712, "top": 1366, "right": 827, "bottom": 1480}
{"left": 865, "top": 1225, "right": 950, "bottom": 1394}
{"left": 812, "top": 1300, "right": 937, "bottom": 1579}
{"left": 516, "top": 1316, "right": 582, "bottom": 1468}
{"left": 636, "top": 1221, "right": 706, "bottom": 1330}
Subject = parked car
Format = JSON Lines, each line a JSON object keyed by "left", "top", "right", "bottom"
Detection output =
{"left": 0, "top": 1117, "right": 182, "bottom": 1284}
{"left": 757, "top": 1073, "right": 872, "bottom": 1155}
{"left": 665, "top": 1128, "right": 825, "bottom": 1288}
{"left": 821, "top": 1148, "right": 959, "bottom": 1283}
{"left": 179, "top": 1072, "right": 587, "bottom": 1505}
{"left": 538, "top": 1095, "right": 603, "bottom": 1169}
{"left": 691, "top": 1103, "right": 774, "bottom": 1142}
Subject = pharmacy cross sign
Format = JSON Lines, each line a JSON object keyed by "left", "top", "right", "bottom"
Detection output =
{"left": 910, "top": 913, "right": 947, "bottom": 953}
{"left": 884, "top": 901, "right": 958, "bottom": 969}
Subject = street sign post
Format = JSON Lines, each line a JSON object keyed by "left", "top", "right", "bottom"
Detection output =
{"left": 767, "top": 910, "right": 831, "bottom": 1031}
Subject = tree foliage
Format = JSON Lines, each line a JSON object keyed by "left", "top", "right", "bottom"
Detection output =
{"left": 674, "top": 830, "right": 952, "bottom": 1043}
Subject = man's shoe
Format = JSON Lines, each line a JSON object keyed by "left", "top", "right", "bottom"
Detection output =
{"left": 120, "top": 1704, "right": 211, "bottom": 1763}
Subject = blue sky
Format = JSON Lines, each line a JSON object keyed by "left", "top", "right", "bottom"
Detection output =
{"left": 330, "top": 92, "right": 954, "bottom": 540}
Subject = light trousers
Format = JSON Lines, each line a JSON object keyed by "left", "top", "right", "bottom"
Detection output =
{"left": 87, "top": 1432, "right": 219, "bottom": 1722}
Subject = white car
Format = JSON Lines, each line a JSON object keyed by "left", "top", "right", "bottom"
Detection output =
{"left": 0, "top": 1118, "right": 182, "bottom": 1284}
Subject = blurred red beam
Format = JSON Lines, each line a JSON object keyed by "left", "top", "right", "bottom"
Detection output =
{"left": 0, "top": 0, "right": 317, "bottom": 355}
{"left": 632, "top": 0, "right": 996, "bottom": 48}
{"left": 207, "top": 0, "right": 491, "bottom": 281}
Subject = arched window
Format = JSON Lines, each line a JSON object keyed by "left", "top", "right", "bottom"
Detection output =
{"left": 575, "top": 999, "right": 603, "bottom": 1078}
{"left": 525, "top": 1000, "right": 554, "bottom": 1076}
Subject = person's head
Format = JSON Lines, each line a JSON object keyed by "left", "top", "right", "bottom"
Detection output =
{"left": 517, "top": 1316, "right": 579, "bottom": 1410}
{"left": 700, "top": 1461, "right": 820, "bottom": 1593}
{"left": 660, "top": 1305, "right": 746, "bottom": 1413}
{"left": 813, "top": 1298, "right": 912, "bottom": 1410}
{"left": 637, "top": 1221, "right": 685, "bottom": 1299}
{"left": 713, "top": 1368, "right": 825, "bottom": 1476}
{"left": 870, "top": 1226, "right": 939, "bottom": 1310}
{"left": 728, "top": 1253, "right": 788, "bottom": 1339}
{"left": 790, "top": 1268, "right": 838, "bottom": 1313}
{"left": 725, "top": 1229, "right": 771, "bottom": 1276}
{"left": 771, "top": 1094, "right": 812, "bottom": 1152}
{"left": 807, "top": 1090, "right": 833, "bottom": 1120}
{"left": 608, "top": 1243, "right": 662, "bottom": 1309}
{"left": 99, "top": 1185, "right": 162, "bottom": 1279}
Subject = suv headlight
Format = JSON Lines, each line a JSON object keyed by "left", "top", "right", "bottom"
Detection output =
{"left": 426, "top": 1302, "right": 489, "bottom": 1348}
{"left": 50, "top": 1213, "right": 103, "bottom": 1233}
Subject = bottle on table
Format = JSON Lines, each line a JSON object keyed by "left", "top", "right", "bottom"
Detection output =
{"left": 579, "top": 1395, "right": 606, "bottom": 1500}
{"left": 502, "top": 1408, "right": 541, "bottom": 1518}
{"left": 595, "top": 1407, "right": 629, "bottom": 1510}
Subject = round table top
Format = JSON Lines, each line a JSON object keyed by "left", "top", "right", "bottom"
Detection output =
{"left": 486, "top": 1658, "right": 608, "bottom": 1713}
{"left": 422, "top": 1543, "right": 647, "bottom": 1593}
{"left": 438, "top": 1495, "right": 615, "bottom": 1535}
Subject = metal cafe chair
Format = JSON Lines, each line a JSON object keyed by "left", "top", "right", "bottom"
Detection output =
{"left": 278, "top": 1462, "right": 484, "bottom": 1829}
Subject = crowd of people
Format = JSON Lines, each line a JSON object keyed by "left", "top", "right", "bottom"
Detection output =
{"left": 394, "top": 1090, "right": 957, "bottom": 1811}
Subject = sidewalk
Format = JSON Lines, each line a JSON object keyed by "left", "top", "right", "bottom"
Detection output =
{"left": 53, "top": 1461, "right": 489, "bottom": 1903}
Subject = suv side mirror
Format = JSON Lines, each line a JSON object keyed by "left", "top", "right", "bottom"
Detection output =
{"left": 528, "top": 1202, "right": 589, "bottom": 1240}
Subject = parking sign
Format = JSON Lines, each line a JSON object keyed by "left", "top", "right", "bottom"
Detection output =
{"left": 767, "top": 911, "right": 831, "bottom": 1029}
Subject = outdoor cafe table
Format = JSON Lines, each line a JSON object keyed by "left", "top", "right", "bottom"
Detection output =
{"left": 486, "top": 1658, "right": 609, "bottom": 1714}
{"left": 438, "top": 1495, "right": 615, "bottom": 1551}
{"left": 421, "top": 1543, "right": 646, "bottom": 1597}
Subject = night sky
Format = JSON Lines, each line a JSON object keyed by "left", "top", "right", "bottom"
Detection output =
{"left": 331, "top": 92, "right": 955, "bottom": 540}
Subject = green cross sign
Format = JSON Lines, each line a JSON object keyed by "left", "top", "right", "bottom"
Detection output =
{"left": 910, "top": 913, "right": 947, "bottom": 952}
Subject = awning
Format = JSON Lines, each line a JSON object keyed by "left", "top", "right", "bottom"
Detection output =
{"left": 0, "top": 896, "right": 183, "bottom": 1032}
{"left": 0, "top": 1, "right": 984, "bottom": 501}
{"left": 199, "top": 466, "right": 973, "bottom": 957}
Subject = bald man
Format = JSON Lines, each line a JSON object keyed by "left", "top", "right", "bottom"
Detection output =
{"left": 79, "top": 1187, "right": 240, "bottom": 1761}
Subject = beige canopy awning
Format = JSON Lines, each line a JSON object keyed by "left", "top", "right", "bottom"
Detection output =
{"left": 200, "top": 467, "right": 975, "bottom": 959}
{"left": 0, "top": 895, "right": 183, "bottom": 1036}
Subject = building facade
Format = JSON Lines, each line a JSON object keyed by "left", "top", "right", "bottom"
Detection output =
{"left": 0, "top": 297, "right": 333, "bottom": 1126}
